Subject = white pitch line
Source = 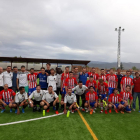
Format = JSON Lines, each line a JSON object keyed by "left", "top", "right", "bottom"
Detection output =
{"left": 0, "top": 112, "right": 64, "bottom": 126}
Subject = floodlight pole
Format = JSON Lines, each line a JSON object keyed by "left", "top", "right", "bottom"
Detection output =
{"left": 115, "top": 27, "right": 124, "bottom": 68}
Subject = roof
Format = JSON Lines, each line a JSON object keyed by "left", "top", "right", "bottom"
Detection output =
{"left": 0, "top": 57, "right": 90, "bottom": 65}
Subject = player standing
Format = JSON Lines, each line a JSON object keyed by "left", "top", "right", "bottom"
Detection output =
{"left": 98, "top": 69, "right": 106, "bottom": 82}
{"left": 88, "top": 67, "right": 99, "bottom": 81}
{"left": 86, "top": 76, "right": 97, "bottom": 91}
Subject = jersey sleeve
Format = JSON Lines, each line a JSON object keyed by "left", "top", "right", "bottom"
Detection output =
{"left": 17, "top": 73, "right": 20, "bottom": 79}
{"left": 72, "top": 86, "right": 76, "bottom": 91}
{"left": 105, "top": 83, "right": 109, "bottom": 92}
{"left": 129, "top": 94, "right": 133, "bottom": 100}
{"left": 0, "top": 91, "right": 2, "bottom": 99}
{"left": 11, "top": 90, "right": 16, "bottom": 96}
{"left": 64, "top": 96, "right": 67, "bottom": 103}
{"left": 131, "top": 79, "right": 134, "bottom": 85}
{"left": 94, "top": 81, "right": 97, "bottom": 88}
{"left": 96, "top": 74, "right": 99, "bottom": 79}
{"left": 65, "top": 78, "right": 68, "bottom": 87}
{"left": 85, "top": 80, "right": 88, "bottom": 87}
{"left": 74, "top": 78, "right": 78, "bottom": 85}
{"left": 61, "top": 73, "right": 64, "bottom": 81}
{"left": 73, "top": 94, "right": 76, "bottom": 102}
{"left": 29, "top": 91, "right": 34, "bottom": 99}
{"left": 54, "top": 92, "right": 58, "bottom": 98}
{"left": 108, "top": 95, "right": 112, "bottom": 102}
{"left": 85, "top": 93, "right": 89, "bottom": 101}
{"left": 25, "top": 93, "right": 28, "bottom": 100}
{"left": 15, "top": 94, "right": 19, "bottom": 103}
{"left": 120, "top": 77, "right": 123, "bottom": 84}
{"left": 27, "top": 74, "right": 29, "bottom": 80}
{"left": 95, "top": 93, "right": 98, "bottom": 100}
{"left": 115, "top": 75, "right": 118, "bottom": 82}
{"left": 47, "top": 76, "right": 49, "bottom": 83}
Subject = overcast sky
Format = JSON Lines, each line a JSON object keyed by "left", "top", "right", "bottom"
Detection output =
{"left": 0, "top": 0, "right": 140, "bottom": 62}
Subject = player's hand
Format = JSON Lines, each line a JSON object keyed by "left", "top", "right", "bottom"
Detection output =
{"left": 17, "top": 108, "right": 20, "bottom": 115}
{"left": 20, "top": 102, "right": 24, "bottom": 106}
{"left": 64, "top": 110, "right": 67, "bottom": 114}
{"left": 46, "top": 102, "right": 50, "bottom": 107}
{"left": 3, "top": 103, "right": 7, "bottom": 107}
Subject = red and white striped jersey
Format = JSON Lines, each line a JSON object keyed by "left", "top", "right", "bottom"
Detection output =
{"left": 88, "top": 72, "right": 99, "bottom": 81}
{"left": 108, "top": 94, "right": 121, "bottom": 104}
{"left": 61, "top": 73, "right": 69, "bottom": 88}
{"left": 98, "top": 82, "right": 109, "bottom": 94}
{"left": 106, "top": 74, "right": 118, "bottom": 88}
{"left": 27, "top": 73, "right": 38, "bottom": 88}
{"left": 86, "top": 91, "right": 98, "bottom": 102}
{"left": 120, "top": 77, "right": 133, "bottom": 91}
{"left": 120, "top": 91, "right": 133, "bottom": 101}
{"left": 65, "top": 77, "right": 77, "bottom": 89}
{"left": 86, "top": 80, "right": 97, "bottom": 88}
{"left": 98, "top": 75, "right": 106, "bottom": 82}
{"left": 0, "top": 89, "right": 16, "bottom": 102}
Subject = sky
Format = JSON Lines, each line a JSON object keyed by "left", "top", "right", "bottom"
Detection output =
{"left": 0, "top": 0, "right": 140, "bottom": 62}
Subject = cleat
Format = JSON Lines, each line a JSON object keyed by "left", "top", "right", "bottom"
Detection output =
{"left": 82, "top": 109, "right": 85, "bottom": 112}
{"left": 55, "top": 111, "right": 59, "bottom": 114}
{"left": 120, "top": 111, "right": 124, "bottom": 114}
{"left": 105, "top": 110, "right": 108, "bottom": 114}
{"left": 100, "top": 110, "right": 103, "bottom": 113}
{"left": 33, "top": 106, "right": 37, "bottom": 112}
{"left": 94, "top": 108, "right": 97, "bottom": 110}
{"left": 1, "top": 109, "right": 5, "bottom": 113}
{"left": 15, "top": 109, "right": 17, "bottom": 114}
{"left": 90, "top": 109, "right": 93, "bottom": 115}
{"left": 70, "top": 110, "right": 74, "bottom": 113}
{"left": 46, "top": 109, "right": 50, "bottom": 113}
{"left": 22, "top": 108, "right": 25, "bottom": 113}
{"left": 86, "top": 108, "right": 89, "bottom": 112}
{"left": 109, "top": 109, "right": 112, "bottom": 113}
{"left": 93, "top": 110, "right": 96, "bottom": 113}
{"left": 115, "top": 109, "right": 118, "bottom": 113}
{"left": 10, "top": 108, "right": 13, "bottom": 113}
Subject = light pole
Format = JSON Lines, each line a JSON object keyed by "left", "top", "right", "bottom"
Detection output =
{"left": 115, "top": 27, "right": 124, "bottom": 68}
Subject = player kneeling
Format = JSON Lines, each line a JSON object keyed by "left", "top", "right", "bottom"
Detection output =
{"left": 64, "top": 88, "right": 77, "bottom": 114}
{"left": 28, "top": 85, "right": 45, "bottom": 112}
{"left": 40, "top": 86, "right": 59, "bottom": 114}
{"left": 120, "top": 85, "right": 133, "bottom": 113}
{"left": 14, "top": 87, "right": 28, "bottom": 114}
{"left": 0, "top": 84, "right": 16, "bottom": 113}
{"left": 84, "top": 86, "right": 98, "bottom": 114}
{"left": 108, "top": 88, "right": 123, "bottom": 113}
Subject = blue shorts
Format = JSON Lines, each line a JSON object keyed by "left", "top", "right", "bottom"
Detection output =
{"left": 121, "top": 101, "right": 125, "bottom": 105}
{"left": 86, "top": 101, "right": 96, "bottom": 107}
{"left": 121, "top": 101, "right": 131, "bottom": 111}
{"left": 112, "top": 103, "right": 119, "bottom": 109}
{"left": 28, "top": 87, "right": 36, "bottom": 96}
{"left": 108, "top": 87, "right": 115, "bottom": 96}
{"left": 62, "top": 88, "right": 66, "bottom": 95}
{"left": 98, "top": 94, "right": 107, "bottom": 100}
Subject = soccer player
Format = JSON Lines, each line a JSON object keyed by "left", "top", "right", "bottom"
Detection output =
{"left": 28, "top": 68, "right": 38, "bottom": 96}
{"left": 73, "top": 67, "right": 79, "bottom": 82}
{"left": 86, "top": 76, "right": 97, "bottom": 91}
{"left": 45, "top": 63, "right": 51, "bottom": 75}
{"left": 79, "top": 67, "right": 89, "bottom": 85}
{"left": 72, "top": 81, "right": 88, "bottom": 110}
{"left": 47, "top": 68, "right": 57, "bottom": 91}
{"left": 56, "top": 68, "right": 62, "bottom": 95}
{"left": 65, "top": 71, "right": 77, "bottom": 92}
{"left": 98, "top": 69, "right": 106, "bottom": 82}
{"left": 0, "top": 67, "right": 4, "bottom": 91}
{"left": 17, "top": 65, "right": 29, "bottom": 93}
{"left": 0, "top": 84, "right": 16, "bottom": 113}
{"left": 98, "top": 79, "right": 108, "bottom": 114}
{"left": 40, "top": 86, "right": 59, "bottom": 114}
{"left": 37, "top": 67, "right": 48, "bottom": 90}
{"left": 85, "top": 86, "right": 98, "bottom": 114}
{"left": 120, "top": 85, "right": 133, "bottom": 113}
{"left": 14, "top": 86, "right": 28, "bottom": 114}
{"left": 121, "top": 70, "right": 133, "bottom": 93}
{"left": 108, "top": 88, "right": 122, "bottom": 113}
{"left": 88, "top": 67, "right": 99, "bottom": 81}
{"left": 106, "top": 68, "right": 118, "bottom": 96}
{"left": 12, "top": 66, "right": 18, "bottom": 93}
{"left": 3, "top": 66, "right": 13, "bottom": 89}
{"left": 28, "top": 85, "right": 45, "bottom": 112}
{"left": 64, "top": 88, "right": 77, "bottom": 114}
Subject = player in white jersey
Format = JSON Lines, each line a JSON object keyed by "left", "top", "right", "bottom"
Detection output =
{"left": 14, "top": 86, "right": 28, "bottom": 114}
{"left": 3, "top": 66, "right": 13, "bottom": 88}
{"left": 28, "top": 85, "right": 45, "bottom": 112}
{"left": 72, "top": 81, "right": 88, "bottom": 111}
{"left": 0, "top": 67, "right": 4, "bottom": 92}
{"left": 40, "top": 86, "right": 59, "bottom": 114}
{"left": 64, "top": 88, "right": 77, "bottom": 114}
{"left": 47, "top": 68, "right": 57, "bottom": 91}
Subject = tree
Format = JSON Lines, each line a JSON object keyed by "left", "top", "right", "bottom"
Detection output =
{"left": 132, "top": 66, "right": 137, "bottom": 70}
{"left": 120, "top": 62, "right": 123, "bottom": 70}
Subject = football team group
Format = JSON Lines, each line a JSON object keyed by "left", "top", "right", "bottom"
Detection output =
{"left": 0, "top": 63, "right": 140, "bottom": 115}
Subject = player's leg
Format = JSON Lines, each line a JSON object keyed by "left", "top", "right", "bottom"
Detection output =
{"left": 84, "top": 102, "right": 89, "bottom": 112}
{"left": 81, "top": 94, "right": 86, "bottom": 111}
{"left": 132, "top": 92, "right": 137, "bottom": 111}
{"left": 53, "top": 99, "right": 59, "bottom": 114}
{"left": 21, "top": 101, "right": 28, "bottom": 113}
{"left": 108, "top": 103, "right": 112, "bottom": 113}
{"left": 125, "top": 105, "right": 131, "bottom": 113}
{"left": 76, "top": 94, "right": 80, "bottom": 106}
{"left": 9, "top": 102, "right": 13, "bottom": 113}
{"left": 1, "top": 101, "right": 9, "bottom": 113}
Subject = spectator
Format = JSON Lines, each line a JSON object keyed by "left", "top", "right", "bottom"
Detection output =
{"left": 0, "top": 67, "right": 3, "bottom": 91}
{"left": 129, "top": 69, "right": 134, "bottom": 79}
{"left": 45, "top": 63, "right": 51, "bottom": 75}
{"left": 56, "top": 68, "right": 62, "bottom": 95}
{"left": 12, "top": 66, "right": 18, "bottom": 93}
{"left": 133, "top": 72, "right": 140, "bottom": 112}
{"left": 73, "top": 67, "right": 79, "bottom": 82}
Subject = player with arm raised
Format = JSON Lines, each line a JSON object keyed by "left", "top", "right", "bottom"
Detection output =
{"left": 40, "top": 86, "right": 59, "bottom": 114}
{"left": 64, "top": 88, "right": 77, "bottom": 114}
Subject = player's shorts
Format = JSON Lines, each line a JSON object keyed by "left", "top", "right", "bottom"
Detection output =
{"left": 2, "top": 102, "right": 10, "bottom": 106}
{"left": 121, "top": 101, "right": 125, "bottom": 105}
{"left": 108, "top": 87, "right": 115, "bottom": 95}
{"left": 98, "top": 94, "right": 107, "bottom": 100}
{"left": 66, "top": 103, "right": 72, "bottom": 107}
{"left": 62, "top": 88, "right": 66, "bottom": 95}
{"left": 86, "top": 101, "right": 96, "bottom": 107}
{"left": 120, "top": 101, "right": 131, "bottom": 111}
{"left": 112, "top": 103, "right": 119, "bottom": 109}
{"left": 32, "top": 99, "right": 41, "bottom": 105}
{"left": 28, "top": 87, "right": 36, "bottom": 96}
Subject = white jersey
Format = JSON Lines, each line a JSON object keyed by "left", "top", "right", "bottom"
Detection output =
{"left": 64, "top": 93, "right": 76, "bottom": 104}
{"left": 17, "top": 71, "right": 29, "bottom": 87}
{"left": 0, "top": 73, "right": 4, "bottom": 86}
{"left": 72, "top": 85, "right": 88, "bottom": 95}
{"left": 47, "top": 75, "right": 57, "bottom": 91}
{"left": 56, "top": 74, "right": 61, "bottom": 88}
{"left": 42, "top": 90, "right": 58, "bottom": 103}
{"left": 29, "top": 90, "right": 45, "bottom": 101}
{"left": 3, "top": 71, "right": 13, "bottom": 87}
{"left": 15, "top": 92, "right": 28, "bottom": 103}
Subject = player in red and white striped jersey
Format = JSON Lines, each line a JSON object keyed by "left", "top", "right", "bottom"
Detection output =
{"left": 27, "top": 68, "right": 38, "bottom": 96}
{"left": 98, "top": 69, "right": 106, "bottom": 82}
{"left": 121, "top": 70, "right": 133, "bottom": 93}
{"left": 106, "top": 68, "right": 118, "bottom": 95}
{"left": 88, "top": 67, "right": 99, "bottom": 81}
{"left": 120, "top": 85, "right": 133, "bottom": 113}
{"left": 86, "top": 76, "right": 97, "bottom": 91}
{"left": 0, "top": 84, "right": 16, "bottom": 113}
{"left": 98, "top": 79, "right": 109, "bottom": 114}
{"left": 108, "top": 88, "right": 123, "bottom": 113}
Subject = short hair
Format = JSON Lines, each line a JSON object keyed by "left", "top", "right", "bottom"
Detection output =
{"left": 74, "top": 67, "right": 78, "bottom": 69}
{"left": 113, "top": 88, "right": 118, "bottom": 92}
{"left": 110, "top": 68, "right": 113, "bottom": 71}
{"left": 46, "top": 63, "right": 51, "bottom": 66}
{"left": 89, "top": 86, "right": 94, "bottom": 89}
{"left": 89, "top": 76, "right": 93, "bottom": 78}
{"left": 19, "top": 86, "right": 24, "bottom": 91}
{"left": 82, "top": 67, "right": 86, "bottom": 69}
{"left": 135, "top": 72, "right": 139, "bottom": 75}
{"left": 21, "top": 65, "right": 25, "bottom": 68}
{"left": 101, "top": 69, "right": 104, "bottom": 71}
{"left": 99, "top": 79, "right": 103, "bottom": 83}
{"left": 30, "top": 68, "right": 34, "bottom": 71}
{"left": 7, "top": 66, "right": 11, "bottom": 68}
{"left": 126, "top": 85, "right": 131, "bottom": 88}
{"left": 117, "top": 67, "right": 121, "bottom": 70}
{"left": 65, "top": 66, "right": 69, "bottom": 69}
{"left": 50, "top": 68, "right": 54, "bottom": 71}
{"left": 69, "top": 71, "right": 73, "bottom": 74}
{"left": 48, "top": 85, "right": 53, "bottom": 88}
{"left": 36, "top": 85, "right": 41, "bottom": 88}
{"left": 13, "top": 66, "right": 17, "bottom": 69}
{"left": 68, "top": 88, "right": 72, "bottom": 90}
{"left": 92, "top": 67, "right": 95, "bottom": 69}
{"left": 41, "top": 67, "right": 45, "bottom": 70}
{"left": 78, "top": 81, "right": 83, "bottom": 83}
